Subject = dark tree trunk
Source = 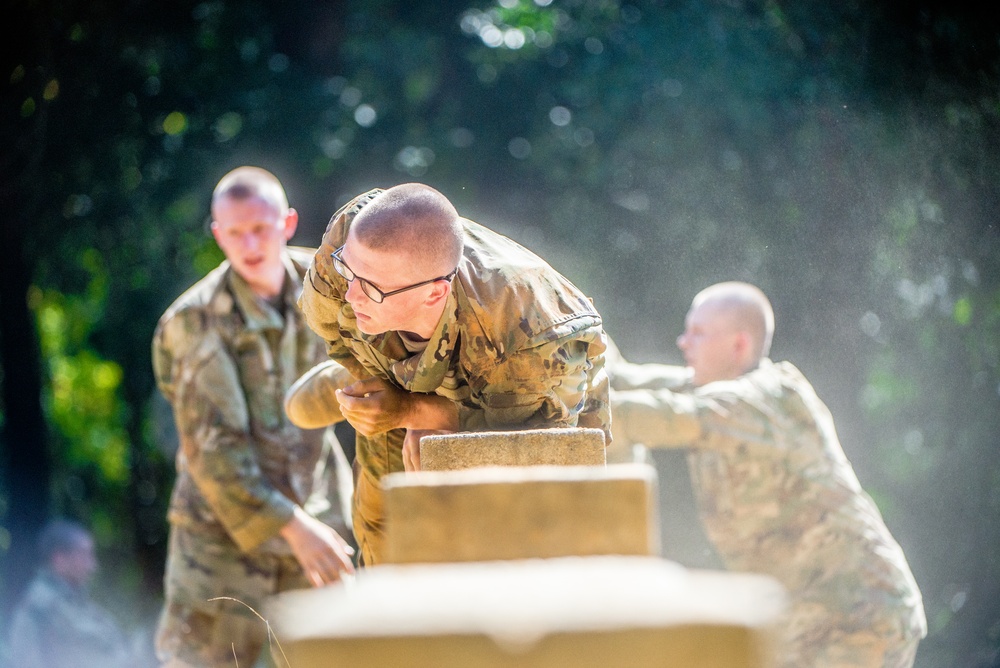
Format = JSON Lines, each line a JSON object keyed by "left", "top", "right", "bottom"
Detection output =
{"left": 0, "top": 0, "right": 54, "bottom": 620}
{"left": 0, "top": 213, "right": 51, "bottom": 620}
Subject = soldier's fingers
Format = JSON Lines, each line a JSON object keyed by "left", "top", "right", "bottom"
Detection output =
{"left": 335, "top": 388, "right": 357, "bottom": 409}
{"left": 342, "top": 377, "right": 384, "bottom": 397}
{"left": 333, "top": 538, "right": 356, "bottom": 564}
{"left": 309, "top": 559, "right": 335, "bottom": 586}
{"left": 326, "top": 553, "right": 353, "bottom": 582}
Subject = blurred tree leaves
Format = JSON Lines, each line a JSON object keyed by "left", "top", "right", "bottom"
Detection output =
{"left": 1, "top": 0, "right": 998, "bottom": 664}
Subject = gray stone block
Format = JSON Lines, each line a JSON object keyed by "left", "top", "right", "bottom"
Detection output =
{"left": 382, "top": 463, "right": 659, "bottom": 563}
{"left": 419, "top": 427, "right": 606, "bottom": 471}
{"left": 267, "top": 556, "right": 787, "bottom": 668}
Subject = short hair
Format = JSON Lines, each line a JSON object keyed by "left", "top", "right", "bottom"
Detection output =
{"left": 211, "top": 166, "right": 289, "bottom": 217}
{"left": 350, "top": 183, "right": 464, "bottom": 273}
{"left": 37, "top": 519, "right": 91, "bottom": 563}
{"left": 692, "top": 282, "right": 775, "bottom": 360}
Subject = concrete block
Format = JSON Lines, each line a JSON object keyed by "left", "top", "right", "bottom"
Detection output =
{"left": 382, "top": 464, "right": 659, "bottom": 564}
{"left": 267, "top": 556, "right": 787, "bottom": 668}
{"left": 419, "top": 427, "right": 606, "bottom": 471}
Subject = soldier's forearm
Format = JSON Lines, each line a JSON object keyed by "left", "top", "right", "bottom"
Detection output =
{"left": 285, "top": 360, "right": 355, "bottom": 428}
{"left": 405, "top": 393, "right": 459, "bottom": 432}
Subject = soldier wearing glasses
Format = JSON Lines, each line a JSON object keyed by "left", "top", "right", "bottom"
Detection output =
{"left": 290, "top": 183, "right": 611, "bottom": 566}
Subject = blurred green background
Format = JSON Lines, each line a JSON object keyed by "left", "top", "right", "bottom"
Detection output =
{"left": 2, "top": 1, "right": 998, "bottom": 666}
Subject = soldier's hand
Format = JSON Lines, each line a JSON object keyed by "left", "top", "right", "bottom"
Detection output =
{"left": 335, "top": 377, "right": 412, "bottom": 436}
{"left": 280, "top": 507, "right": 355, "bottom": 587}
{"left": 401, "top": 429, "right": 448, "bottom": 471}
{"left": 337, "top": 378, "right": 460, "bottom": 438}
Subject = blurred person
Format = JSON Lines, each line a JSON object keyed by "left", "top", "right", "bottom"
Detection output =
{"left": 286, "top": 182, "right": 610, "bottom": 566}
{"left": 152, "top": 166, "right": 355, "bottom": 667}
{"left": 609, "top": 281, "right": 926, "bottom": 667}
{"left": 5, "top": 519, "right": 132, "bottom": 668}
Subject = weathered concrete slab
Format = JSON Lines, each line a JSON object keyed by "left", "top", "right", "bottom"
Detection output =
{"left": 267, "top": 556, "right": 787, "bottom": 668}
{"left": 382, "top": 464, "right": 659, "bottom": 564}
{"left": 419, "top": 427, "right": 606, "bottom": 471}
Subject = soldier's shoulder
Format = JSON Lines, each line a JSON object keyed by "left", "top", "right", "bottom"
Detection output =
{"left": 155, "top": 263, "right": 234, "bottom": 348}
{"left": 458, "top": 220, "right": 601, "bottom": 353}
{"left": 15, "top": 574, "right": 62, "bottom": 612}
{"left": 749, "top": 360, "right": 822, "bottom": 404}
{"left": 695, "top": 366, "right": 781, "bottom": 405}
{"left": 286, "top": 246, "right": 317, "bottom": 264}
{"left": 321, "top": 189, "right": 385, "bottom": 236}
{"left": 341, "top": 188, "right": 383, "bottom": 217}
{"left": 160, "top": 263, "right": 231, "bottom": 319}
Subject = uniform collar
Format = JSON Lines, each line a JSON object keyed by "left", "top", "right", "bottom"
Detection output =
{"left": 389, "top": 287, "right": 460, "bottom": 393}
{"left": 227, "top": 252, "right": 301, "bottom": 331}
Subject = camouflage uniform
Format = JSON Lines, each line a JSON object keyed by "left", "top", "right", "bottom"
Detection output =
{"left": 152, "top": 248, "right": 351, "bottom": 667}
{"left": 611, "top": 359, "right": 927, "bottom": 667}
{"left": 298, "top": 189, "right": 611, "bottom": 565}
{"left": 6, "top": 569, "right": 132, "bottom": 668}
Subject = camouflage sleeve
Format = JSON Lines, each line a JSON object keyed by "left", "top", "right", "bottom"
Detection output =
{"left": 609, "top": 360, "right": 691, "bottom": 391}
{"left": 159, "top": 312, "right": 297, "bottom": 552}
{"left": 284, "top": 360, "right": 355, "bottom": 429}
{"left": 604, "top": 335, "right": 691, "bottom": 391}
{"left": 298, "top": 189, "right": 383, "bottom": 375}
{"left": 299, "top": 262, "right": 349, "bottom": 355}
{"left": 152, "top": 317, "right": 178, "bottom": 403}
{"left": 611, "top": 381, "right": 773, "bottom": 451}
{"left": 458, "top": 336, "right": 602, "bottom": 434}
{"left": 610, "top": 387, "right": 705, "bottom": 448}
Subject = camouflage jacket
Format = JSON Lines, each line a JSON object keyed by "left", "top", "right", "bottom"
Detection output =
{"left": 153, "top": 248, "right": 344, "bottom": 554}
{"left": 298, "top": 189, "right": 611, "bottom": 480}
{"left": 611, "top": 359, "right": 926, "bottom": 640}
{"left": 6, "top": 570, "right": 131, "bottom": 668}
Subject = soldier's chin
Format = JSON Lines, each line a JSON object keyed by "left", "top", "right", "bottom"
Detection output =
{"left": 354, "top": 313, "right": 383, "bottom": 335}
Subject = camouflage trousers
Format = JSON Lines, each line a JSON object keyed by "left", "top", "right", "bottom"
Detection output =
{"left": 156, "top": 525, "right": 310, "bottom": 668}
{"left": 352, "top": 465, "right": 388, "bottom": 567}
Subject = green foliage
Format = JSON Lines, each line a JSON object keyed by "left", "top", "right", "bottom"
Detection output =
{"left": 31, "top": 266, "right": 131, "bottom": 518}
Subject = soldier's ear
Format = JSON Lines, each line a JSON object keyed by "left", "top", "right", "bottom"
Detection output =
{"left": 733, "top": 330, "right": 755, "bottom": 367}
{"left": 282, "top": 208, "right": 299, "bottom": 240}
{"left": 424, "top": 280, "right": 451, "bottom": 307}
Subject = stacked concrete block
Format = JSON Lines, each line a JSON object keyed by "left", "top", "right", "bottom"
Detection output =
{"left": 418, "top": 427, "right": 607, "bottom": 470}
{"left": 268, "top": 427, "right": 787, "bottom": 667}
{"left": 382, "top": 463, "right": 659, "bottom": 564}
{"left": 267, "top": 557, "right": 786, "bottom": 668}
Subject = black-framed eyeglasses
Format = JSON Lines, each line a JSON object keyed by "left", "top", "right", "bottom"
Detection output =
{"left": 331, "top": 245, "right": 457, "bottom": 304}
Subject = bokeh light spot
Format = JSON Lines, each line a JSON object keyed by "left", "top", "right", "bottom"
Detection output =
{"left": 163, "top": 111, "right": 188, "bottom": 135}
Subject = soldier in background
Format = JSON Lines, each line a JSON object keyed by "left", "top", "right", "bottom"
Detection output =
{"left": 5, "top": 519, "right": 133, "bottom": 668}
{"left": 289, "top": 183, "right": 610, "bottom": 566}
{"left": 610, "top": 281, "right": 927, "bottom": 667}
{"left": 152, "top": 166, "right": 354, "bottom": 667}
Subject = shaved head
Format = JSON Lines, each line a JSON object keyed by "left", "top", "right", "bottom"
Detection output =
{"left": 677, "top": 282, "right": 774, "bottom": 386}
{"left": 691, "top": 282, "right": 774, "bottom": 361}
{"left": 350, "top": 183, "right": 464, "bottom": 275}
{"left": 212, "top": 166, "right": 289, "bottom": 218}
